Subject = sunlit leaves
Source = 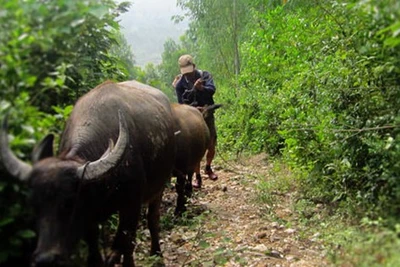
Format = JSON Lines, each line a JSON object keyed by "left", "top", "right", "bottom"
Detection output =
{"left": 213, "top": 0, "right": 400, "bottom": 221}
{"left": 0, "top": 0, "right": 133, "bottom": 264}
{"left": 379, "top": 21, "right": 400, "bottom": 47}
{"left": 177, "top": 0, "right": 249, "bottom": 83}
{"left": 0, "top": 0, "right": 132, "bottom": 111}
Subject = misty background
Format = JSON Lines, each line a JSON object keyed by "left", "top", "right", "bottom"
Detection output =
{"left": 118, "top": 0, "right": 188, "bottom": 67}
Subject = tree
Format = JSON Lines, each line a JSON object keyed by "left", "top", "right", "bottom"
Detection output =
{"left": 216, "top": 0, "right": 400, "bottom": 221}
{"left": 0, "top": 0, "right": 132, "bottom": 111}
{"left": 177, "top": 0, "right": 249, "bottom": 88}
{"left": 0, "top": 0, "right": 133, "bottom": 264}
{"left": 109, "top": 32, "right": 137, "bottom": 80}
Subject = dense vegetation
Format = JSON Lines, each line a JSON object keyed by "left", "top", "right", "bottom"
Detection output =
{"left": 169, "top": 0, "right": 400, "bottom": 221}
{"left": 0, "top": 0, "right": 399, "bottom": 265}
{"left": 0, "top": 0, "right": 134, "bottom": 263}
{"left": 163, "top": 0, "right": 400, "bottom": 263}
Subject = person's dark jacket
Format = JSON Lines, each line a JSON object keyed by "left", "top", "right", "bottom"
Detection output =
{"left": 175, "top": 70, "right": 215, "bottom": 107}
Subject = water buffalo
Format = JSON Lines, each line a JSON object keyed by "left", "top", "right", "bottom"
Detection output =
{"left": 0, "top": 80, "right": 176, "bottom": 267}
{"left": 171, "top": 103, "right": 221, "bottom": 215}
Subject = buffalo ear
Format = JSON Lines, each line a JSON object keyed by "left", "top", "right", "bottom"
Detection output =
{"left": 32, "top": 134, "right": 54, "bottom": 163}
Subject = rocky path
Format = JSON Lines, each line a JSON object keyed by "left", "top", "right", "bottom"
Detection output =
{"left": 134, "top": 156, "right": 329, "bottom": 266}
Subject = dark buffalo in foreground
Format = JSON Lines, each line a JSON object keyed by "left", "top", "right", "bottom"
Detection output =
{"left": 0, "top": 80, "right": 176, "bottom": 267}
{"left": 171, "top": 103, "right": 221, "bottom": 215}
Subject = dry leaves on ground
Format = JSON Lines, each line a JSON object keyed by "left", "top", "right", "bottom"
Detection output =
{"left": 135, "top": 156, "right": 329, "bottom": 267}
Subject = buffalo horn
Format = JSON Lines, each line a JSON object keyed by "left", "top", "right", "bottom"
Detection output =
{"left": 77, "top": 110, "right": 129, "bottom": 181}
{"left": 0, "top": 115, "right": 32, "bottom": 181}
{"left": 100, "top": 139, "right": 115, "bottom": 160}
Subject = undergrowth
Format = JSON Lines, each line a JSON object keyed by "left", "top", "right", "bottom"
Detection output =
{"left": 254, "top": 157, "right": 400, "bottom": 266}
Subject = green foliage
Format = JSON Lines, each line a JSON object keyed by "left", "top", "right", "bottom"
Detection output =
{"left": 177, "top": 0, "right": 249, "bottom": 85}
{"left": 109, "top": 31, "right": 138, "bottom": 80}
{"left": 1, "top": 0, "right": 400, "bottom": 263}
{"left": 0, "top": 0, "right": 132, "bottom": 111}
{"left": 156, "top": 0, "right": 400, "bottom": 263}
{"left": 168, "top": 0, "right": 400, "bottom": 221}
{"left": 0, "top": 96, "right": 71, "bottom": 264}
{"left": 214, "top": 0, "right": 400, "bottom": 222}
{"left": 255, "top": 161, "right": 295, "bottom": 206}
{"left": 294, "top": 200, "right": 400, "bottom": 266}
{"left": 332, "top": 223, "right": 400, "bottom": 267}
{"left": 0, "top": 0, "right": 133, "bottom": 264}
{"left": 144, "top": 35, "right": 198, "bottom": 102}
{"left": 158, "top": 38, "right": 187, "bottom": 101}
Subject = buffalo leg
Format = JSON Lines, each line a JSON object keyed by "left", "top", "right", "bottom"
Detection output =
{"left": 185, "top": 171, "right": 194, "bottom": 197}
{"left": 85, "top": 224, "right": 104, "bottom": 267}
{"left": 107, "top": 202, "right": 141, "bottom": 267}
{"left": 148, "top": 192, "right": 163, "bottom": 256}
{"left": 193, "top": 162, "right": 202, "bottom": 189}
{"left": 175, "top": 173, "right": 187, "bottom": 216}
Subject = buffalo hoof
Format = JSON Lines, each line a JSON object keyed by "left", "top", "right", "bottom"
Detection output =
{"left": 192, "top": 174, "right": 202, "bottom": 189}
{"left": 192, "top": 180, "right": 201, "bottom": 189}
{"left": 184, "top": 183, "right": 193, "bottom": 197}
{"left": 174, "top": 205, "right": 187, "bottom": 217}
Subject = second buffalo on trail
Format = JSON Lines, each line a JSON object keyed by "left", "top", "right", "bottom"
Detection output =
{"left": 0, "top": 80, "right": 176, "bottom": 267}
{"left": 171, "top": 103, "right": 222, "bottom": 215}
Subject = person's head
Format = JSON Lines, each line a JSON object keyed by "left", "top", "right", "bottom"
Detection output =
{"left": 178, "top": 54, "right": 196, "bottom": 77}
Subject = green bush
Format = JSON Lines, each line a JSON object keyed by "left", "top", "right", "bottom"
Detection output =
{"left": 0, "top": 0, "right": 132, "bottom": 264}
{"left": 0, "top": 0, "right": 131, "bottom": 111}
{"left": 0, "top": 95, "right": 71, "bottom": 264}
{"left": 217, "top": 0, "right": 400, "bottom": 221}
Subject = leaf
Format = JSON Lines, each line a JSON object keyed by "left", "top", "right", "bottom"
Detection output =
{"left": 0, "top": 100, "right": 11, "bottom": 112}
{"left": 0, "top": 182, "right": 6, "bottom": 192}
{"left": 89, "top": 5, "right": 108, "bottom": 19}
{"left": 0, "top": 217, "right": 14, "bottom": 227}
{"left": 17, "top": 229, "right": 36, "bottom": 239}
{"left": 71, "top": 18, "right": 85, "bottom": 27}
{"left": 384, "top": 37, "right": 400, "bottom": 48}
{"left": 198, "top": 240, "right": 210, "bottom": 249}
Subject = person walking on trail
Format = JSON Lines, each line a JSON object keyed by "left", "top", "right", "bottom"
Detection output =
{"left": 173, "top": 54, "right": 218, "bottom": 187}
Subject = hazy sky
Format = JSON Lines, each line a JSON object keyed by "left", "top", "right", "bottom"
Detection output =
{"left": 118, "top": 0, "right": 188, "bottom": 66}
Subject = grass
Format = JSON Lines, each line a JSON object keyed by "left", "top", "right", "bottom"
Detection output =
{"left": 253, "top": 157, "right": 400, "bottom": 267}
{"left": 327, "top": 223, "right": 400, "bottom": 267}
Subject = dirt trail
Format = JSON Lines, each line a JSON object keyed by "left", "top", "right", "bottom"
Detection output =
{"left": 135, "top": 156, "right": 329, "bottom": 266}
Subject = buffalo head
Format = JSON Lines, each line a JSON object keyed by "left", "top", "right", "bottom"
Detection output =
{"left": 0, "top": 110, "right": 128, "bottom": 266}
